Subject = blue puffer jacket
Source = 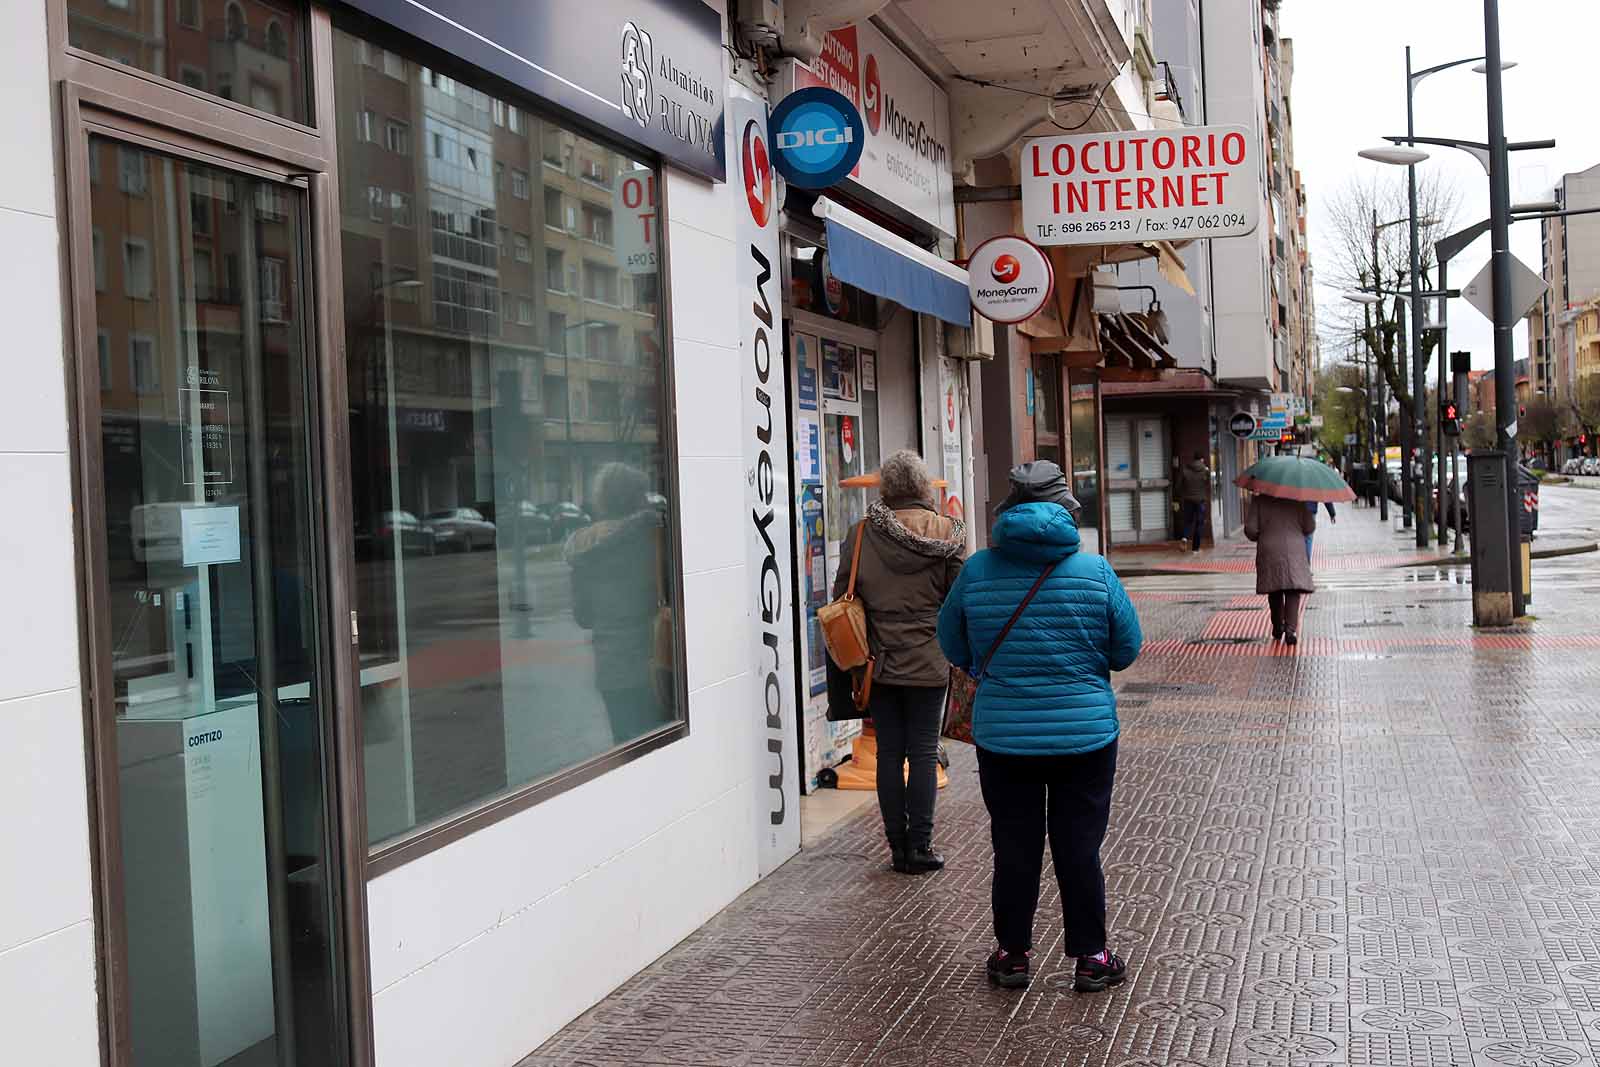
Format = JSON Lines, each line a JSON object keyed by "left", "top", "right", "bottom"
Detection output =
{"left": 937, "top": 502, "right": 1142, "bottom": 756}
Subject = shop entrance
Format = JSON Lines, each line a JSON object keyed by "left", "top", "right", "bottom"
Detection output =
{"left": 1106, "top": 414, "right": 1173, "bottom": 545}
{"left": 79, "top": 134, "right": 351, "bottom": 1067}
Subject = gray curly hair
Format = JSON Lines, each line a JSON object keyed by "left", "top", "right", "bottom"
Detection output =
{"left": 879, "top": 449, "right": 933, "bottom": 503}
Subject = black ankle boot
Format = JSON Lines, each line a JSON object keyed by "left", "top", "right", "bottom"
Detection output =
{"left": 907, "top": 846, "right": 945, "bottom": 872}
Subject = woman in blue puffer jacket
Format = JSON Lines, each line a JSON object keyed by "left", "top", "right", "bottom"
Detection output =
{"left": 937, "top": 461, "right": 1142, "bottom": 994}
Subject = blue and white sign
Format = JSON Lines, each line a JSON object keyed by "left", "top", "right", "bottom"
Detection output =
{"left": 768, "top": 87, "right": 864, "bottom": 190}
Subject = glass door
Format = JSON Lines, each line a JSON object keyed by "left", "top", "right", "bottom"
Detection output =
{"left": 85, "top": 135, "right": 346, "bottom": 1067}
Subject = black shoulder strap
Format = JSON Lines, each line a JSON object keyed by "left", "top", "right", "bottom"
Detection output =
{"left": 976, "top": 563, "right": 1055, "bottom": 681}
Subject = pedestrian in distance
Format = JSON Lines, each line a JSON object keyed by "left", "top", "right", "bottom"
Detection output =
{"left": 1175, "top": 450, "right": 1210, "bottom": 552}
{"left": 937, "top": 461, "right": 1142, "bottom": 993}
{"left": 1304, "top": 500, "right": 1336, "bottom": 561}
{"left": 1245, "top": 493, "right": 1316, "bottom": 645}
{"left": 832, "top": 449, "right": 966, "bottom": 875}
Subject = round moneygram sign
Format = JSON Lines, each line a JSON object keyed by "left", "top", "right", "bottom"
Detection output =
{"left": 768, "top": 87, "right": 864, "bottom": 191}
{"left": 1228, "top": 411, "right": 1258, "bottom": 440}
{"left": 967, "top": 235, "right": 1055, "bottom": 324}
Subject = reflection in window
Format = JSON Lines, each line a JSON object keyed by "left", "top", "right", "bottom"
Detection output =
{"left": 68, "top": 0, "right": 309, "bottom": 123}
{"left": 335, "top": 21, "right": 679, "bottom": 846}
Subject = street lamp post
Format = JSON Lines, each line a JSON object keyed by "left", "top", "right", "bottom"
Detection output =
{"left": 1405, "top": 46, "right": 1429, "bottom": 547}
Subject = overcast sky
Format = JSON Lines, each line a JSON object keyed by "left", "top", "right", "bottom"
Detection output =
{"left": 1280, "top": 0, "right": 1600, "bottom": 373}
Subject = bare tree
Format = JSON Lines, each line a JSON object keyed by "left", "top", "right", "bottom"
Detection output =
{"left": 1321, "top": 173, "right": 1462, "bottom": 419}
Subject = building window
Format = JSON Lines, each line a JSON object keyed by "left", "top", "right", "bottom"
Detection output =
{"left": 265, "top": 19, "right": 288, "bottom": 58}
{"left": 259, "top": 258, "right": 286, "bottom": 322}
{"left": 129, "top": 335, "right": 159, "bottom": 394}
{"left": 583, "top": 205, "right": 613, "bottom": 246}
{"left": 495, "top": 161, "right": 505, "bottom": 191}
{"left": 366, "top": 185, "right": 384, "bottom": 222}
{"left": 511, "top": 169, "right": 529, "bottom": 200}
{"left": 584, "top": 261, "right": 618, "bottom": 305}
{"left": 96, "top": 331, "right": 112, "bottom": 389}
{"left": 492, "top": 99, "right": 506, "bottom": 127}
{"left": 543, "top": 130, "right": 565, "bottom": 167}
{"left": 192, "top": 249, "right": 214, "bottom": 301}
{"left": 517, "top": 298, "right": 533, "bottom": 325}
{"left": 546, "top": 249, "right": 564, "bottom": 290}
{"left": 508, "top": 106, "right": 523, "bottom": 134}
{"left": 389, "top": 192, "right": 412, "bottom": 227}
{"left": 514, "top": 233, "right": 532, "bottom": 263}
{"left": 122, "top": 238, "right": 152, "bottom": 299}
{"left": 385, "top": 120, "right": 411, "bottom": 156}
{"left": 178, "top": 65, "right": 205, "bottom": 92}
{"left": 177, "top": 0, "right": 199, "bottom": 28}
{"left": 547, "top": 312, "right": 568, "bottom": 353}
{"left": 257, "top": 185, "right": 287, "bottom": 222}
{"left": 225, "top": 3, "right": 245, "bottom": 41}
{"left": 117, "top": 148, "right": 147, "bottom": 196}
{"left": 357, "top": 109, "right": 376, "bottom": 143}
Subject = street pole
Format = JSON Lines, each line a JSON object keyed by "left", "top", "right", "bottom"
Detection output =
{"left": 1406, "top": 46, "right": 1432, "bottom": 546}
{"left": 1436, "top": 261, "right": 1449, "bottom": 542}
{"left": 1397, "top": 296, "right": 1413, "bottom": 529}
{"left": 1372, "top": 212, "right": 1390, "bottom": 522}
{"left": 1483, "top": 0, "right": 1524, "bottom": 616}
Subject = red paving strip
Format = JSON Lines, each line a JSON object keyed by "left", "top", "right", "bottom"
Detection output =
{"left": 1129, "top": 551, "right": 1448, "bottom": 574}
{"left": 1200, "top": 605, "right": 1271, "bottom": 640}
{"left": 1142, "top": 632, "right": 1600, "bottom": 658}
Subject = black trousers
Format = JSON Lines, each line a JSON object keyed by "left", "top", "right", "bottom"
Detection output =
{"left": 1180, "top": 500, "right": 1207, "bottom": 550}
{"left": 977, "top": 740, "right": 1118, "bottom": 958}
{"left": 870, "top": 682, "right": 945, "bottom": 851}
{"left": 1268, "top": 591, "right": 1305, "bottom": 636}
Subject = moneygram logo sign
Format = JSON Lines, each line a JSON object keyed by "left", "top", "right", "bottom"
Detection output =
{"left": 742, "top": 118, "right": 773, "bottom": 228}
{"left": 862, "top": 54, "right": 882, "bottom": 135}
{"left": 968, "top": 235, "right": 1054, "bottom": 325}
{"left": 619, "top": 21, "right": 653, "bottom": 129}
{"left": 768, "top": 87, "right": 865, "bottom": 190}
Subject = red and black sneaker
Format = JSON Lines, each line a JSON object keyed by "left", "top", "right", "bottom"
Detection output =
{"left": 1074, "top": 950, "right": 1127, "bottom": 992}
{"left": 985, "top": 948, "right": 1031, "bottom": 989}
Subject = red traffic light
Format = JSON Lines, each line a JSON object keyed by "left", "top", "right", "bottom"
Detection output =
{"left": 1443, "top": 403, "right": 1458, "bottom": 420}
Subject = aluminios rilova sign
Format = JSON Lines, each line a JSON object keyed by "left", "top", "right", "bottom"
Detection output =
{"left": 768, "top": 87, "right": 865, "bottom": 190}
{"left": 966, "top": 235, "right": 1054, "bottom": 324}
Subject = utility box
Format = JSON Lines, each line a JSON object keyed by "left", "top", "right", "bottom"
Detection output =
{"left": 1468, "top": 451, "right": 1514, "bottom": 626}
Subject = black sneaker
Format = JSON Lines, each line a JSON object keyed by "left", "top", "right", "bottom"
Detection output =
{"left": 907, "top": 847, "right": 945, "bottom": 873}
{"left": 986, "top": 949, "right": 1031, "bottom": 989}
{"left": 1074, "top": 950, "right": 1127, "bottom": 992}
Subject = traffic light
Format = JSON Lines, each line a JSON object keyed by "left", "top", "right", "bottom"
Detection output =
{"left": 1441, "top": 401, "right": 1461, "bottom": 437}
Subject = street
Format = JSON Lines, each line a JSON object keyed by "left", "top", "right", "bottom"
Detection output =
{"left": 523, "top": 499, "right": 1600, "bottom": 1067}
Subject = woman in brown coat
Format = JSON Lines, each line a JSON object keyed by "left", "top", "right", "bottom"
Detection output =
{"left": 833, "top": 450, "right": 965, "bottom": 874}
{"left": 1244, "top": 494, "right": 1315, "bottom": 645}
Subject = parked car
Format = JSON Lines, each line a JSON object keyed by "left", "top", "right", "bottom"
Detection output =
{"left": 368, "top": 510, "right": 436, "bottom": 557}
{"left": 471, "top": 499, "right": 555, "bottom": 545}
{"left": 1563, "top": 458, "right": 1583, "bottom": 475}
{"left": 424, "top": 507, "right": 496, "bottom": 551}
{"left": 549, "top": 501, "right": 592, "bottom": 541}
{"left": 1585, "top": 457, "right": 1600, "bottom": 477}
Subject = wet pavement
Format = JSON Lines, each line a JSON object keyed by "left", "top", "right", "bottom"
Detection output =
{"left": 522, "top": 506, "right": 1600, "bottom": 1067}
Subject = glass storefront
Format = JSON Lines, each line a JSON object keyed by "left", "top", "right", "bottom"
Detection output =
{"left": 331, "top": 23, "right": 680, "bottom": 845}
{"left": 87, "top": 136, "right": 345, "bottom": 1067}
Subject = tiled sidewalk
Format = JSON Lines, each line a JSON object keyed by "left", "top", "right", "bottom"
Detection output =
{"left": 521, "top": 549, "right": 1600, "bottom": 1067}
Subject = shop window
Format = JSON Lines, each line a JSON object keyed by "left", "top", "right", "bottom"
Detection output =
{"left": 69, "top": 0, "right": 310, "bottom": 122}
{"left": 336, "top": 20, "right": 681, "bottom": 851}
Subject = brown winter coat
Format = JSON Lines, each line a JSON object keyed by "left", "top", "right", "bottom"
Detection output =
{"left": 832, "top": 498, "right": 965, "bottom": 687}
{"left": 1244, "top": 495, "right": 1316, "bottom": 594}
{"left": 1176, "top": 460, "right": 1210, "bottom": 503}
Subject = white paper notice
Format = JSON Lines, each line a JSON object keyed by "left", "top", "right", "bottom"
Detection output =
{"left": 181, "top": 505, "right": 242, "bottom": 567}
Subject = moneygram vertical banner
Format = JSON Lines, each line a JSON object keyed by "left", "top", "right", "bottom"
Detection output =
{"left": 731, "top": 93, "right": 800, "bottom": 875}
{"left": 1020, "top": 125, "right": 1260, "bottom": 246}
{"left": 781, "top": 21, "right": 956, "bottom": 236}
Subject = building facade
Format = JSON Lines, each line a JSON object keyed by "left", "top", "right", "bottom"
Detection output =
{"left": 1527, "top": 162, "right": 1600, "bottom": 459}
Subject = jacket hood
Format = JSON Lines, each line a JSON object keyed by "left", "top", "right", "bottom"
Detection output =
{"left": 990, "top": 501, "right": 1081, "bottom": 565}
{"left": 564, "top": 508, "right": 660, "bottom": 563}
{"left": 866, "top": 499, "right": 964, "bottom": 575}
{"left": 1186, "top": 459, "right": 1209, "bottom": 472}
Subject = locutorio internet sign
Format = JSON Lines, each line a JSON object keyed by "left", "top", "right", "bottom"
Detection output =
{"left": 1020, "top": 125, "right": 1260, "bottom": 246}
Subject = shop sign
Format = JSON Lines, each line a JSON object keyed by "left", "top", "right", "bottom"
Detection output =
{"left": 781, "top": 21, "right": 956, "bottom": 236}
{"left": 1020, "top": 125, "right": 1260, "bottom": 246}
{"left": 342, "top": 0, "right": 726, "bottom": 181}
{"left": 732, "top": 93, "right": 800, "bottom": 874}
{"left": 966, "top": 235, "right": 1055, "bottom": 324}
{"left": 768, "top": 87, "right": 864, "bottom": 190}
{"left": 1228, "top": 411, "right": 1258, "bottom": 440}
{"left": 613, "top": 168, "right": 659, "bottom": 274}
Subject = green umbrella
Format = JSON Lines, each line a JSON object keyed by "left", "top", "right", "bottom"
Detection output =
{"left": 1234, "top": 455, "right": 1355, "bottom": 503}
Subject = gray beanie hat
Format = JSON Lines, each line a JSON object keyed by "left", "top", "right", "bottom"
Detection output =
{"left": 998, "top": 460, "right": 1082, "bottom": 518}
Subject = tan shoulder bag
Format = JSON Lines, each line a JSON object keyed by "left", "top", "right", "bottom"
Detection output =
{"left": 818, "top": 522, "right": 871, "bottom": 670}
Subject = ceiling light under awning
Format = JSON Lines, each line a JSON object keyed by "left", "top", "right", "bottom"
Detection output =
{"left": 812, "top": 197, "right": 972, "bottom": 327}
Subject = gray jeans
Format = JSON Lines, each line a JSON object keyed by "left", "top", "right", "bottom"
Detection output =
{"left": 870, "top": 682, "right": 945, "bottom": 851}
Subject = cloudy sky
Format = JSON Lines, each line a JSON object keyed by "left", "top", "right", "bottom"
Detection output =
{"left": 1281, "top": 0, "right": 1600, "bottom": 372}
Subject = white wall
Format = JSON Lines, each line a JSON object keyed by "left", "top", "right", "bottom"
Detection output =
{"left": 1204, "top": 0, "right": 1275, "bottom": 388}
{"left": 367, "top": 149, "right": 761, "bottom": 1065}
{"left": 0, "top": 4, "right": 102, "bottom": 1065}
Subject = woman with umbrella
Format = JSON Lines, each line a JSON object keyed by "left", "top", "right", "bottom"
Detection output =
{"left": 1237, "top": 456, "right": 1355, "bottom": 645}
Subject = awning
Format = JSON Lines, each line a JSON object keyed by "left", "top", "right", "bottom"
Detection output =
{"left": 813, "top": 197, "right": 971, "bottom": 327}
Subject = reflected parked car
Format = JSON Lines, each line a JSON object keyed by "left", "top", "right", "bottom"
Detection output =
{"left": 475, "top": 500, "right": 556, "bottom": 545}
{"left": 1585, "top": 457, "right": 1600, "bottom": 477}
{"left": 369, "top": 510, "right": 437, "bottom": 557}
{"left": 549, "top": 502, "right": 592, "bottom": 541}
{"left": 424, "top": 507, "right": 496, "bottom": 551}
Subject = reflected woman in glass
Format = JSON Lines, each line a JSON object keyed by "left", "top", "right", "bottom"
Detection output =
{"left": 566, "top": 462, "right": 669, "bottom": 744}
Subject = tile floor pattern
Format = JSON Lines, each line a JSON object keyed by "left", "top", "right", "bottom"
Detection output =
{"left": 523, "top": 538, "right": 1600, "bottom": 1066}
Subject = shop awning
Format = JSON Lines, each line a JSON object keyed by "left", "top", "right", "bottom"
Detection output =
{"left": 813, "top": 197, "right": 971, "bottom": 327}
